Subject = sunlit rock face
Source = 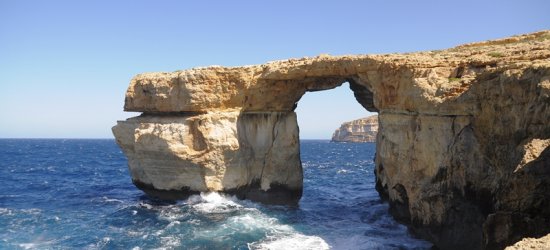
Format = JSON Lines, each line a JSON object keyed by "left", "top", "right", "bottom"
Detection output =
{"left": 112, "top": 111, "right": 302, "bottom": 204}
{"left": 331, "top": 115, "right": 378, "bottom": 142}
{"left": 505, "top": 233, "right": 550, "bottom": 250}
{"left": 114, "top": 31, "right": 550, "bottom": 249}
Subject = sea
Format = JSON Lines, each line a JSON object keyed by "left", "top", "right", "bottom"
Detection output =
{"left": 0, "top": 139, "right": 432, "bottom": 249}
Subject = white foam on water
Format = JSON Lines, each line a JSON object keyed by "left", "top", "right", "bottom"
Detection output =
{"left": 127, "top": 192, "right": 330, "bottom": 249}
{"left": 126, "top": 230, "right": 144, "bottom": 237}
{"left": 138, "top": 202, "right": 154, "bottom": 209}
{"left": 16, "top": 236, "right": 61, "bottom": 250}
{"left": 21, "top": 208, "right": 41, "bottom": 215}
{"left": 0, "top": 207, "right": 12, "bottom": 215}
{"left": 157, "top": 235, "right": 181, "bottom": 249}
{"left": 18, "top": 243, "right": 37, "bottom": 249}
{"left": 189, "top": 192, "right": 242, "bottom": 214}
{"left": 186, "top": 192, "right": 330, "bottom": 249}
{"left": 337, "top": 169, "right": 350, "bottom": 174}
{"left": 166, "top": 220, "right": 180, "bottom": 228}
{"left": 302, "top": 162, "right": 314, "bottom": 168}
{"left": 158, "top": 205, "right": 186, "bottom": 221}
{"left": 187, "top": 218, "right": 201, "bottom": 225}
{"left": 86, "top": 237, "right": 111, "bottom": 250}
{"left": 249, "top": 234, "right": 330, "bottom": 250}
{"left": 101, "top": 196, "right": 124, "bottom": 203}
{"left": 228, "top": 213, "right": 289, "bottom": 232}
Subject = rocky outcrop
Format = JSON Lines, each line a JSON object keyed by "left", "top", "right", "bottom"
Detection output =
{"left": 113, "top": 31, "right": 550, "bottom": 249}
{"left": 331, "top": 115, "right": 378, "bottom": 142}
{"left": 505, "top": 233, "right": 550, "bottom": 250}
{"left": 113, "top": 111, "right": 302, "bottom": 204}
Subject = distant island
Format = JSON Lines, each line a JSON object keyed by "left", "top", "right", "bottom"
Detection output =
{"left": 331, "top": 115, "right": 378, "bottom": 142}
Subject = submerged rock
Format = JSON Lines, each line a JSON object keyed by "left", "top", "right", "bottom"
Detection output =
{"left": 113, "top": 31, "right": 550, "bottom": 249}
{"left": 331, "top": 115, "right": 378, "bottom": 143}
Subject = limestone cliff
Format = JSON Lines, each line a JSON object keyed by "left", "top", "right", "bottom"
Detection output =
{"left": 332, "top": 115, "right": 378, "bottom": 142}
{"left": 113, "top": 31, "right": 550, "bottom": 249}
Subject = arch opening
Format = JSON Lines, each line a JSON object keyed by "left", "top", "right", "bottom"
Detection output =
{"left": 295, "top": 81, "right": 375, "bottom": 140}
{"left": 289, "top": 82, "right": 430, "bottom": 248}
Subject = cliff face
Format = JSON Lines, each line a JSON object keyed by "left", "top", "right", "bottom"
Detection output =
{"left": 332, "top": 115, "right": 378, "bottom": 142}
{"left": 113, "top": 31, "right": 550, "bottom": 249}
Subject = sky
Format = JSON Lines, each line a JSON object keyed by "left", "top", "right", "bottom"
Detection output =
{"left": 0, "top": 1, "right": 548, "bottom": 139}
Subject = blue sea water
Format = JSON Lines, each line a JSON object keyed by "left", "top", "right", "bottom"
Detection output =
{"left": 0, "top": 139, "right": 431, "bottom": 249}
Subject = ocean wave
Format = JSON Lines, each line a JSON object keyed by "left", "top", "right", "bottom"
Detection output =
{"left": 187, "top": 192, "right": 330, "bottom": 250}
{"left": 337, "top": 169, "right": 350, "bottom": 174}
{"left": 0, "top": 207, "right": 13, "bottom": 215}
{"left": 87, "top": 237, "right": 112, "bottom": 250}
{"left": 188, "top": 192, "right": 243, "bottom": 214}
{"left": 101, "top": 196, "right": 124, "bottom": 203}
{"left": 249, "top": 234, "right": 329, "bottom": 250}
{"left": 18, "top": 238, "right": 60, "bottom": 250}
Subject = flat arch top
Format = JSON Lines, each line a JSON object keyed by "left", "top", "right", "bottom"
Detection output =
{"left": 123, "top": 31, "right": 550, "bottom": 116}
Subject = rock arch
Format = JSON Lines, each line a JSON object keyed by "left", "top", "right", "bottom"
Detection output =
{"left": 113, "top": 31, "right": 550, "bottom": 249}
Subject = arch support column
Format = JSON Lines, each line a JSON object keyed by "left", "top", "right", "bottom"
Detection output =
{"left": 112, "top": 111, "right": 302, "bottom": 204}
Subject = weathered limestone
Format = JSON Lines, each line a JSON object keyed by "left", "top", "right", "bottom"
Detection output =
{"left": 113, "top": 31, "right": 550, "bottom": 249}
{"left": 113, "top": 111, "right": 302, "bottom": 204}
{"left": 505, "top": 233, "right": 550, "bottom": 250}
{"left": 331, "top": 115, "right": 378, "bottom": 142}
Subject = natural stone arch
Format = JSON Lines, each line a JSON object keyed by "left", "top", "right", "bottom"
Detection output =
{"left": 117, "top": 71, "right": 379, "bottom": 204}
{"left": 117, "top": 58, "right": 384, "bottom": 201}
{"left": 113, "top": 31, "right": 550, "bottom": 249}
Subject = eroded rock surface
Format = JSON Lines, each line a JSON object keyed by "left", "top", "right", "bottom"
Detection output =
{"left": 332, "top": 115, "right": 378, "bottom": 142}
{"left": 113, "top": 111, "right": 302, "bottom": 204}
{"left": 114, "top": 31, "right": 550, "bottom": 249}
{"left": 505, "top": 233, "right": 550, "bottom": 250}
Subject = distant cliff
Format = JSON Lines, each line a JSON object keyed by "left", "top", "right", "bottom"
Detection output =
{"left": 331, "top": 115, "right": 378, "bottom": 142}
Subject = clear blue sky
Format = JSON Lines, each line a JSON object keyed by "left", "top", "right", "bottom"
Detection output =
{"left": 1, "top": 1, "right": 548, "bottom": 139}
